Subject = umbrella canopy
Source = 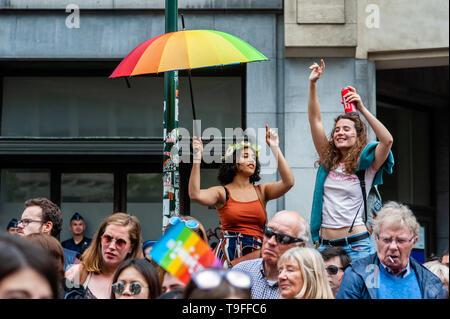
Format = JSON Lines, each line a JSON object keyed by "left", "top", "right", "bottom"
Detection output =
{"left": 109, "top": 30, "right": 268, "bottom": 78}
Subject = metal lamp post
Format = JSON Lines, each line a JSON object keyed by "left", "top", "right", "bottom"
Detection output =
{"left": 162, "top": 0, "right": 179, "bottom": 230}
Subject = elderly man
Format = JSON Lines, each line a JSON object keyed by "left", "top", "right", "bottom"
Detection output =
{"left": 337, "top": 201, "right": 447, "bottom": 299}
{"left": 232, "top": 210, "right": 310, "bottom": 299}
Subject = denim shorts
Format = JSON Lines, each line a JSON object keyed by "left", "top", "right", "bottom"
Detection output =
{"left": 214, "top": 231, "right": 262, "bottom": 268}
{"left": 318, "top": 232, "right": 376, "bottom": 261}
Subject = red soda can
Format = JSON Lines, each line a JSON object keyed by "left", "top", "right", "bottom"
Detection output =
{"left": 341, "top": 87, "right": 357, "bottom": 114}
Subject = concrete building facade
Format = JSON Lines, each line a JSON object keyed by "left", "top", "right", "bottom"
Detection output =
{"left": 0, "top": 0, "right": 448, "bottom": 257}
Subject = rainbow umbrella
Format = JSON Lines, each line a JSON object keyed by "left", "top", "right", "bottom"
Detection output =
{"left": 109, "top": 29, "right": 268, "bottom": 78}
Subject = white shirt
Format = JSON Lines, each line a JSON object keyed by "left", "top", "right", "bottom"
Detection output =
{"left": 321, "top": 163, "right": 378, "bottom": 229}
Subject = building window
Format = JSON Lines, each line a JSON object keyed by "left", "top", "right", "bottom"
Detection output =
{"left": 1, "top": 75, "right": 242, "bottom": 138}
{"left": 127, "top": 173, "right": 163, "bottom": 240}
{"left": 0, "top": 169, "right": 51, "bottom": 229}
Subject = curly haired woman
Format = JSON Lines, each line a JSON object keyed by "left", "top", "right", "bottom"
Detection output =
{"left": 189, "top": 125, "right": 294, "bottom": 268}
{"left": 307, "top": 59, "right": 394, "bottom": 261}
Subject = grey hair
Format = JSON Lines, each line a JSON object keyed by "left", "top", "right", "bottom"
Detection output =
{"left": 423, "top": 261, "right": 449, "bottom": 286}
{"left": 373, "top": 201, "right": 420, "bottom": 237}
{"left": 297, "top": 217, "right": 311, "bottom": 244}
{"left": 278, "top": 247, "right": 334, "bottom": 299}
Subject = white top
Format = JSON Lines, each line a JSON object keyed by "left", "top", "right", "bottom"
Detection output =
{"left": 321, "top": 163, "right": 378, "bottom": 229}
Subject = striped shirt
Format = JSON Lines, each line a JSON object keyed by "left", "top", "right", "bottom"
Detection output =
{"left": 232, "top": 258, "right": 280, "bottom": 299}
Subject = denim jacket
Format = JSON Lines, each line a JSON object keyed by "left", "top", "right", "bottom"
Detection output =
{"left": 310, "top": 141, "right": 395, "bottom": 243}
{"left": 336, "top": 253, "right": 448, "bottom": 299}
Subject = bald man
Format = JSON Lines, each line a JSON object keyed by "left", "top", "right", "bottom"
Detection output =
{"left": 232, "top": 210, "right": 310, "bottom": 299}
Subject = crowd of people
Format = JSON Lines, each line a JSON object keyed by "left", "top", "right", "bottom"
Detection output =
{"left": 1, "top": 199, "right": 448, "bottom": 300}
{"left": 0, "top": 60, "right": 448, "bottom": 299}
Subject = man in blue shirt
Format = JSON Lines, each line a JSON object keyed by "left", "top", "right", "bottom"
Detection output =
{"left": 337, "top": 201, "right": 447, "bottom": 299}
{"left": 61, "top": 212, "right": 91, "bottom": 255}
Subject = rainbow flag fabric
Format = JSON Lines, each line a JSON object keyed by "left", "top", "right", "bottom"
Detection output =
{"left": 150, "top": 220, "right": 222, "bottom": 284}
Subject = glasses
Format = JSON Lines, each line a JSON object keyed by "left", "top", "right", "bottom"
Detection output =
{"left": 101, "top": 234, "right": 128, "bottom": 249}
{"left": 377, "top": 235, "right": 415, "bottom": 246}
{"left": 17, "top": 219, "right": 43, "bottom": 227}
{"left": 325, "top": 265, "right": 345, "bottom": 275}
{"left": 264, "top": 227, "right": 304, "bottom": 245}
{"left": 169, "top": 216, "right": 199, "bottom": 229}
{"left": 191, "top": 269, "right": 252, "bottom": 290}
{"left": 112, "top": 282, "right": 147, "bottom": 296}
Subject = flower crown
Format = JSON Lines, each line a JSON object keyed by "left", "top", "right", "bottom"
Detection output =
{"left": 222, "top": 141, "right": 261, "bottom": 160}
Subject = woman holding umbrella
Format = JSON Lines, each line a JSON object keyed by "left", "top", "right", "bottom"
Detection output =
{"left": 189, "top": 125, "right": 295, "bottom": 268}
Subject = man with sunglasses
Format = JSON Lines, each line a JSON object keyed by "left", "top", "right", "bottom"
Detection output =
{"left": 337, "top": 202, "right": 447, "bottom": 299}
{"left": 232, "top": 210, "right": 310, "bottom": 299}
{"left": 320, "top": 247, "right": 351, "bottom": 297}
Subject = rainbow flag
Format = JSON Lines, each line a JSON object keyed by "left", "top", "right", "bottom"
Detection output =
{"left": 150, "top": 221, "right": 222, "bottom": 284}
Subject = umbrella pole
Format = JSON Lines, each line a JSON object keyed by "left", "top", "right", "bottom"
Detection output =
{"left": 181, "top": 14, "right": 199, "bottom": 134}
{"left": 188, "top": 70, "right": 197, "bottom": 121}
{"left": 162, "top": 0, "right": 180, "bottom": 231}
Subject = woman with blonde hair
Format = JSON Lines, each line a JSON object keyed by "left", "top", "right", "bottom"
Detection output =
{"left": 278, "top": 247, "right": 334, "bottom": 299}
{"left": 65, "top": 213, "right": 143, "bottom": 299}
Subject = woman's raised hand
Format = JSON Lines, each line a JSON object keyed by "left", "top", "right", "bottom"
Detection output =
{"left": 266, "top": 124, "right": 279, "bottom": 149}
{"left": 309, "top": 59, "right": 325, "bottom": 83}
{"left": 192, "top": 136, "right": 203, "bottom": 163}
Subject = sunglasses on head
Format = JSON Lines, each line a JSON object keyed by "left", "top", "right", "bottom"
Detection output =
{"left": 191, "top": 269, "right": 252, "bottom": 290}
{"left": 112, "top": 282, "right": 146, "bottom": 296}
{"left": 263, "top": 227, "right": 304, "bottom": 245}
{"left": 325, "top": 265, "right": 344, "bottom": 276}
{"left": 169, "top": 216, "right": 199, "bottom": 229}
{"left": 101, "top": 234, "right": 128, "bottom": 249}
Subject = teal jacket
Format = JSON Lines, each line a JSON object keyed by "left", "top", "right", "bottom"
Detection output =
{"left": 310, "top": 141, "right": 394, "bottom": 243}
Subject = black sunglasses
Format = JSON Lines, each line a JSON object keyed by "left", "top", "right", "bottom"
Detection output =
{"left": 325, "top": 265, "right": 344, "bottom": 276}
{"left": 263, "top": 227, "right": 304, "bottom": 245}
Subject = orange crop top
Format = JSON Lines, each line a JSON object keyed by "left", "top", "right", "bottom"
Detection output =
{"left": 217, "top": 186, "right": 266, "bottom": 239}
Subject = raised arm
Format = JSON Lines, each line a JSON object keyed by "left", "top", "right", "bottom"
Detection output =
{"left": 344, "top": 86, "right": 393, "bottom": 170}
{"left": 188, "top": 136, "right": 223, "bottom": 207}
{"left": 261, "top": 125, "right": 295, "bottom": 201}
{"left": 308, "top": 59, "right": 329, "bottom": 160}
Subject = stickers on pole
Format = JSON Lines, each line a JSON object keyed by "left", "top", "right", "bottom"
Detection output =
{"left": 150, "top": 220, "right": 222, "bottom": 284}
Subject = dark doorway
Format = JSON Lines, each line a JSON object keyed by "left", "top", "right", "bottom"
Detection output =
{"left": 376, "top": 66, "right": 449, "bottom": 258}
